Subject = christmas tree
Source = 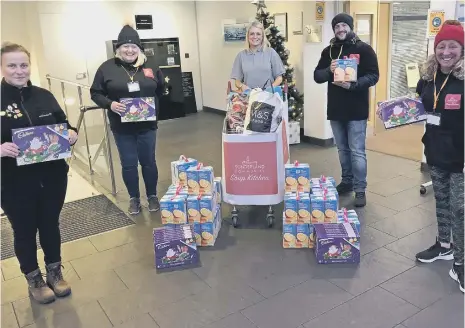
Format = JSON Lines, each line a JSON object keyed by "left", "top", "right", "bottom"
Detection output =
{"left": 254, "top": 0, "right": 304, "bottom": 122}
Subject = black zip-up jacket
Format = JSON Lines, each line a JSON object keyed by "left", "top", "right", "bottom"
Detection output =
{"left": 314, "top": 33, "right": 379, "bottom": 121}
{"left": 1, "top": 79, "right": 77, "bottom": 187}
{"left": 90, "top": 58, "right": 165, "bottom": 134}
{"left": 417, "top": 71, "right": 464, "bottom": 173}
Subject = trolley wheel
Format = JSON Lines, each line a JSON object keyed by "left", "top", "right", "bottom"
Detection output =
{"left": 232, "top": 215, "right": 239, "bottom": 228}
{"left": 266, "top": 215, "right": 274, "bottom": 228}
{"left": 420, "top": 186, "right": 427, "bottom": 195}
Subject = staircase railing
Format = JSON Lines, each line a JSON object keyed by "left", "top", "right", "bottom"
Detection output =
{"left": 45, "top": 74, "right": 117, "bottom": 195}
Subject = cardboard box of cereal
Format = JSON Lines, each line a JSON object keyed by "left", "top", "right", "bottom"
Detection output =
{"left": 171, "top": 156, "right": 197, "bottom": 187}
{"left": 313, "top": 223, "right": 360, "bottom": 264}
{"left": 282, "top": 213, "right": 297, "bottom": 248}
{"left": 160, "top": 195, "right": 187, "bottom": 225}
{"left": 201, "top": 205, "right": 222, "bottom": 246}
{"left": 187, "top": 164, "right": 214, "bottom": 195}
{"left": 296, "top": 224, "right": 310, "bottom": 248}
{"left": 199, "top": 195, "right": 215, "bottom": 223}
{"left": 324, "top": 194, "right": 338, "bottom": 223}
{"left": 337, "top": 209, "right": 361, "bottom": 233}
{"left": 334, "top": 58, "right": 358, "bottom": 82}
{"left": 285, "top": 162, "right": 310, "bottom": 192}
{"left": 186, "top": 196, "right": 201, "bottom": 224}
{"left": 297, "top": 193, "right": 311, "bottom": 224}
{"left": 284, "top": 193, "right": 298, "bottom": 224}
{"left": 214, "top": 177, "right": 222, "bottom": 204}
{"left": 311, "top": 194, "right": 325, "bottom": 223}
{"left": 165, "top": 185, "right": 189, "bottom": 197}
{"left": 308, "top": 224, "right": 315, "bottom": 249}
{"left": 192, "top": 222, "right": 202, "bottom": 246}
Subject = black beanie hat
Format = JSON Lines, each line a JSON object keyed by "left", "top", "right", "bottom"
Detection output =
{"left": 116, "top": 25, "right": 143, "bottom": 50}
{"left": 331, "top": 13, "right": 354, "bottom": 31}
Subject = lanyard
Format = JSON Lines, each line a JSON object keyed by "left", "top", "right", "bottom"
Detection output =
{"left": 121, "top": 66, "right": 139, "bottom": 82}
{"left": 433, "top": 71, "right": 451, "bottom": 111}
{"left": 329, "top": 45, "right": 343, "bottom": 60}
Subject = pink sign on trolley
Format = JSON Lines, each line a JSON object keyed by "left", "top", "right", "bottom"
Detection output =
{"left": 223, "top": 141, "right": 278, "bottom": 195}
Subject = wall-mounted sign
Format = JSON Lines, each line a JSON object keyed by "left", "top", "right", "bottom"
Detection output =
{"left": 427, "top": 9, "right": 445, "bottom": 38}
{"left": 316, "top": 2, "right": 325, "bottom": 21}
{"left": 135, "top": 15, "right": 153, "bottom": 30}
{"left": 305, "top": 25, "right": 323, "bottom": 43}
{"left": 456, "top": 1, "right": 465, "bottom": 24}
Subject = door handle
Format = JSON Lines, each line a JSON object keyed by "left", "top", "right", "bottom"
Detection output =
{"left": 76, "top": 72, "right": 87, "bottom": 80}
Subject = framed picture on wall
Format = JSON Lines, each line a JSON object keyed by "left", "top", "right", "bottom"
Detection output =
{"left": 274, "top": 13, "right": 288, "bottom": 40}
{"left": 222, "top": 21, "right": 248, "bottom": 42}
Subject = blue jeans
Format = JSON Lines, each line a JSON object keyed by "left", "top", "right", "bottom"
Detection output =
{"left": 113, "top": 129, "right": 158, "bottom": 199}
{"left": 330, "top": 120, "right": 367, "bottom": 192}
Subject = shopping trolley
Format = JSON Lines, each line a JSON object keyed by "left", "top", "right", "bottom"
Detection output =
{"left": 221, "top": 82, "right": 290, "bottom": 228}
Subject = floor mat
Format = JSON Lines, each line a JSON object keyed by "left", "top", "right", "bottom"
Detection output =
{"left": 1, "top": 195, "right": 134, "bottom": 260}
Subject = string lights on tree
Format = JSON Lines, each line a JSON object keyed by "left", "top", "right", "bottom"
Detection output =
{"left": 254, "top": 0, "right": 304, "bottom": 122}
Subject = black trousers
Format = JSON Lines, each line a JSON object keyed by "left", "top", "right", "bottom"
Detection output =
{"left": 1, "top": 174, "right": 68, "bottom": 275}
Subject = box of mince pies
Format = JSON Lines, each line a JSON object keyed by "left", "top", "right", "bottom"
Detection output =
{"left": 334, "top": 58, "right": 357, "bottom": 83}
{"left": 153, "top": 224, "right": 199, "bottom": 270}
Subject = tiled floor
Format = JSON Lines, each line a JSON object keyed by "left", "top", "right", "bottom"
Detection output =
{"left": 1, "top": 111, "right": 463, "bottom": 328}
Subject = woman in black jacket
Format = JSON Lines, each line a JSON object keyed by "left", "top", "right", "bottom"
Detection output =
{"left": 90, "top": 25, "right": 164, "bottom": 215}
{"left": 414, "top": 21, "right": 464, "bottom": 293}
{"left": 1, "top": 43, "right": 78, "bottom": 303}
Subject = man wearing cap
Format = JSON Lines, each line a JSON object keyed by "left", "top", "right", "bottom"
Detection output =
{"left": 91, "top": 24, "right": 165, "bottom": 215}
{"left": 314, "top": 13, "right": 379, "bottom": 207}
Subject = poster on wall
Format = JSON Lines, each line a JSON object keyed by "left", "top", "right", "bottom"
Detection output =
{"left": 456, "top": 1, "right": 465, "bottom": 24}
{"left": 427, "top": 9, "right": 445, "bottom": 38}
{"left": 315, "top": 2, "right": 325, "bottom": 21}
{"left": 222, "top": 19, "right": 249, "bottom": 42}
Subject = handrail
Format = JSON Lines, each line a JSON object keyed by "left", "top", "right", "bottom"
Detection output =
{"left": 45, "top": 74, "right": 90, "bottom": 89}
{"left": 46, "top": 74, "right": 118, "bottom": 195}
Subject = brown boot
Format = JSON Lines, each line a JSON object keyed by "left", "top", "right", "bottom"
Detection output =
{"left": 46, "top": 262, "right": 71, "bottom": 297}
{"left": 25, "top": 269, "right": 56, "bottom": 304}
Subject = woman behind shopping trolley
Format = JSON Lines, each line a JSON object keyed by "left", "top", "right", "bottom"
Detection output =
{"left": 414, "top": 20, "right": 464, "bottom": 293}
{"left": 230, "top": 21, "right": 285, "bottom": 91}
{"left": 91, "top": 24, "right": 165, "bottom": 215}
{"left": 1, "top": 42, "right": 78, "bottom": 304}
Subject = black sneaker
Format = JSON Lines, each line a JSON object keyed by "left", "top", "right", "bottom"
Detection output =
{"left": 449, "top": 263, "right": 464, "bottom": 293}
{"left": 416, "top": 239, "right": 454, "bottom": 263}
{"left": 128, "top": 197, "right": 141, "bottom": 215}
{"left": 354, "top": 192, "right": 366, "bottom": 207}
{"left": 147, "top": 195, "right": 160, "bottom": 212}
{"left": 336, "top": 182, "right": 353, "bottom": 195}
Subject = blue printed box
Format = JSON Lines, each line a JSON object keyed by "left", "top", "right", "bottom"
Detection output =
{"left": 311, "top": 194, "right": 325, "bottom": 224}
{"left": 297, "top": 193, "right": 311, "bottom": 224}
{"left": 285, "top": 163, "right": 310, "bottom": 192}
{"left": 12, "top": 124, "right": 71, "bottom": 166}
{"left": 282, "top": 214, "right": 297, "bottom": 248}
{"left": 187, "top": 165, "right": 214, "bottom": 195}
{"left": 165, "top": 185, "right": 189, "bottom": 197}
{"left": 214, "top": 177, "right": 222, "bottom": 204}
{"left": 296, "top": 224, "right": 310, "bottom": 248}
{"left": 337, "top": 209, "right": 361, "bottom": 233}
{"left": 186, "top": 196, "right": 201, "bottom": 224}
{"left": 334, "top": 58, "right": 358, "bottom": 82}
{"left": 284, "top": 193, "right": 298, "bottom": 224}
{"left": 324, "top": 194, "right": 338, "bottom": 223}
{"left": 153, "top": 224, "right": 199, "bottom": 270}
{"left": 200, "top": 205, "right": 222, "bottom": 246}
{"left": 314, "top": 223, "right": 360, "bottom": 264}
{"left": 160, "top": 195, "right": 187, "bottom": 225}
{"left": 193, "top": 223, "right": 202, "bottom": 246}
{"left": 120, "top": 97, "right": 156, "bottom": 123}
{"left": 309, "top": 224, "right": 315, "bottom": 249}
{"left": 199, "top": 195, "right": 215, "bottom": 223}
{"left": 171, "top": 156, "right": 198, "bottom": 187}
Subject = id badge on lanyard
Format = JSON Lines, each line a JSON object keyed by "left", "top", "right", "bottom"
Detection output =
{"left": 127, "top": 81, "right": 140, "bottom": 92}
{"left": 427, "top": 71, "right": 451, "bottom": 126}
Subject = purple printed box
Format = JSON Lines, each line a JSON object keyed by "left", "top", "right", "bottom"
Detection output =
{"left": 377, "top": 96, "right": 426, "bottom": 129}
{"left": 153, "top": 224, "right": 199, "bottom": 270}
{"left": 12, "top": 124, "right": 71, "bottom": 166}
{"left": 314, "top": 223, "right": 360, "bottom": 264}
{"left": 120, "top": 97, "right": 156, "bottom": 123}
